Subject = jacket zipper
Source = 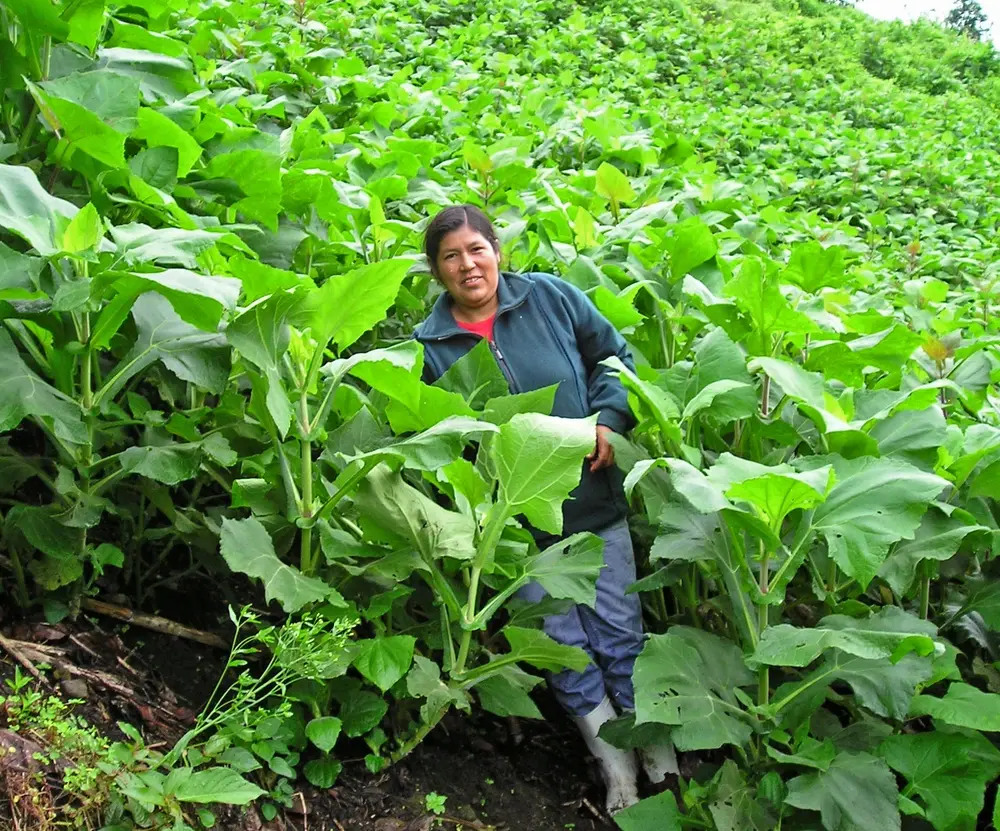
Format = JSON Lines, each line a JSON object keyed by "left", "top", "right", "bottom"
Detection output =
{"left": 489, "top": 338, "right": 519, "bottom": 393}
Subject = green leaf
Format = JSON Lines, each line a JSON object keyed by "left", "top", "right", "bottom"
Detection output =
{"left": 807, "top": 326, "right": 922, "bottom": 387}
{"left": 682, "top": 379, "right": 753, "bottom": 421}
{"left": 340, "top": 416, "right": 497, "bottom": 472}
{"left": 61, "top": 203, "right": 103, "bottom": 254}
{"left": 595, "top": 162, "right": 635, "bottom": 206}
{"left": 710, "top": 453, "right": 833, "bottom": 527}
{"left": 338, "top": 688, "right": 388, "bottom": 738}
{"left": 172, "top": 767, "right": 264, "bottom": 805}
{"left": 219, "top": 517, "right": 331, "bottom": 613}
{"left": 501, "top": 626, "right": 591, "bottom": 673}
{"left": 879, "top": 509, "right": 989, "bottom": 597}
{"left": 805, "top": 456, "right": 948, "bottom": 588}
{"left": 111, "top": 224, "right": 221, "bottom": 269}
{"left": 133, "top": 107, "right": 202, "bottom": 177}
{"left": 784, "top": 751, "right": 900, "bottom": 831}
{"left": 724, "top": 258, "right": 815, "bottom": 350}
{"left": 99, "top": 293, "right": 230, "bottom": 403}
{"left": 473, "top": 668, "right": 544, "bottom": 719}
{"left": 0, "top": 164, "right": 78, "bottom": 256}
{"left": 228, "top": 288, "right": 313, "bottom": 436}
{"left": 0, "top": 329, "right": 88, "bottom": 446}
{"left": 523, "top": 532, "right": 604, "bottom": 608}
{"left": 434, "top": 338, "right": 509, "bottom": 408}
{"left": 2, "top": 0, "right": 69, "bottom": 38}
{"left": 311, "top": 258, "right": 410, "bottom": 352}
{"left": 354, "top": 464, "right": 476, "bottom": 561}
{"left": 774, "top": 653, "right": 931, "bottom": 721}
{"left": 603, "top": 356, "right": 681, "bottom": 437}
{"left": 624, "top": 458, "right": 729, "bottom": 514}
{"left": 482, "top": 385, "right": 557, "bottom": 425}
{"left": 909, "top": 682, "right": 1000, "bottom": 730}
{"left": 614, "top": 789, "right": 682, "bottom": 831}
{"left": 493, "top": 413, "right": 597, "bottom": 534}
{"left": 753, "top": 607, "right": 938, "bottom": 668}
{"left": 406, "top": 655, "right": 470, "bottom": 719}
{"left": 783, "top": 242, "right": 847, "bottom": 292}
{"left": 305, "top": 717, "right": 343, "bottom": 753}
{"left": 105, "top": 270, "right": 240, "bottom": 333}
{"left": 303, "top": 757, "right": 342, "bottom": 789}
{"left": 708, "top": 760, "right": 774, "bottom": 831}
{"left": 353, "top": 636, "right": 416, "bottom": 693}
{"left": 668, "top": 217, "right": 717, "bottom": 281}
{"left": 880, "top": 730, "right": 1000, "bottom": 831}
{"left": 119, "top": 444, "right": 201, "bottom": 485}
{"left": 634, "top": 627, "right": 754, "bottom": 751}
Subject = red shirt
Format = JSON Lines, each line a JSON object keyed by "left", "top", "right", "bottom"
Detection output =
{"left": 456, "top": 314, "right": 495, "bottom": 342}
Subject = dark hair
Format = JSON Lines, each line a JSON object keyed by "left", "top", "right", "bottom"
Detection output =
{"left": 424, "top": 204, "right": 500, "bottom": 274}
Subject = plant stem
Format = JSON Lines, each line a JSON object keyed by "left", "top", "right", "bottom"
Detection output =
{"left": 919, "top": 566, "right": 931, "bottom": 620}
{"left": 758, "top": 540, "right": 770, "bottom": 707}
{"left": 454, "top": 510, "right": 507, "bottom": 676}
{"left": 8, "top": 544, "right": 29, "bottom": 608}
{"left": 299, "top": 395, "right": 314, "bottom": 575}
{"left": 760, "top": 373, "right": 771, "bottom": 417}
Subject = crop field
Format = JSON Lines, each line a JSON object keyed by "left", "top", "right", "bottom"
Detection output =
{"left": 1, "top": 0, "right": 1000, "bottom": 828}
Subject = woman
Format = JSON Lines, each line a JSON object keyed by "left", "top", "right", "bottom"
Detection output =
{"left": 414, "top": 205, "right": 676, "bottom": 814}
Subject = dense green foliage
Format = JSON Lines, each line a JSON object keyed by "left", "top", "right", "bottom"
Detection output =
{"left": 3, "top": 0, "right": 1000, "bottom": 827}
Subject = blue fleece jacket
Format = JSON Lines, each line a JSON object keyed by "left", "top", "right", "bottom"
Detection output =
{"left": 414, "top": 271, "right": 637, "bottom": 539}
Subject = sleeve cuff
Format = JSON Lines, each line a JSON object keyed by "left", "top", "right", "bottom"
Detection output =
{"left": 597, "top": 408, "right": 631, "bottom": 434}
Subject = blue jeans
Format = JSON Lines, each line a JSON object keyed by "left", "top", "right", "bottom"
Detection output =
{"left": 517, "top": 518, "right": 645, "bottom": 717}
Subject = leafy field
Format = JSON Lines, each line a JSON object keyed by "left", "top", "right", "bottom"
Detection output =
{"left": 2, "top": 0, "right": 1000, "bottom": 827}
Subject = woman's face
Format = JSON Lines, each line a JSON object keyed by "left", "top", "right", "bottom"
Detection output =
{"left": 433, "top": 224, "right": 501, "bottom": 317}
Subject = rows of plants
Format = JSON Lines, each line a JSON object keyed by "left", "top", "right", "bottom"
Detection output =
{"left": 1, "top": 0, "right": 1000, "bottom": 827}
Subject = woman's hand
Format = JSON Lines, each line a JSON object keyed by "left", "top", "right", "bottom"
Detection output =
{"left": 589, "top": 425, "right": 616, "bottom": 472}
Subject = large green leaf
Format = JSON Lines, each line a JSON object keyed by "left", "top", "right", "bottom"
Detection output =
{"left": 879, "top": 509, "right": 989, "bottom": 597}
{"left": 492, "top": 413, "right": 596, "bottom": 534}
{"left": 521, "top": 532, "right": 604, "bottom": 608}
{"left": 633, "top": 627, "right": 754, "bottom": 751}
{"left": 353, "top": 636, "right": 416, "bottom": 693}
{"left": 219, "top": 517, "right": 331, "bottom": 613}
{"left": 804, "top": 456, "right": 948, "bottom": 588}
{"left": 434, "top": 338, "right": 509, "bottom": 408}
{"left": 784, "top": 751, "right": 900, "bottom": 831}
{"left": 667, "top": 217, "right": 717, "bottom": 281}
{"left": 0, "top": 164, "right": 78, "bottom": 256}
{"left": 880, "top": 730, "right": 1000, "bottom": 831}
{"left": 783, "top": 241, "right": 847, "bottom": 292}
{"left": 99, "top": 293, "right": 231, "bottom": 401}
{"left": 339, "top": 416, "right": 497, "bottom": 473}
{"left": 773, "top": 653, "right": 931, "bottom": 721}
{"left": 172, "top": 767, "right": 264, "bottom": 805}
{"left": 353, "top": 464, "right": 476, "bottom": 561}
{"left": 473, "top": 666, "right": 544, "bottom": 719}
{"left": 311, "top": 258, "right": 410, "bottom": 352}
{"left": 909, "top": 682, "right": 1000, "bottom": 730}
{"left": 500, "top": 626, "right": 591, "bottom": 673}
{"left": 753, "top": 607, "right": 938, "bottom": 668}
{"left": 614, "top": 789, "right": 682, "bottom": 831}
{"left": 119, "top": 444, "right": 201, "bottom": 485}
{"left": 110, "top": 225, "right": 221, "bottom": 269}
{"left": 0, "top": 330, "right": 87, "bottom": 446}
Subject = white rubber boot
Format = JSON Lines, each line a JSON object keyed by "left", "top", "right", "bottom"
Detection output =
{"left": 639, "top": 741, "right": 679, "bottom": 784}
{"left": 573, "top": 697, "right": 640, "bottom": 814}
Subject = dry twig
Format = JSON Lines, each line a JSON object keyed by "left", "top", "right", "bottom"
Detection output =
{"left": 80, "top": 598, "right": 227, "bottom": 648}
{"left": 0, "top": 632, "right": 50, "bottom": 687}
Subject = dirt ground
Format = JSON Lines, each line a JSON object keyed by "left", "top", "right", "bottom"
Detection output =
{"left": 0, "top": 607, "right": 625, "bottom": 831}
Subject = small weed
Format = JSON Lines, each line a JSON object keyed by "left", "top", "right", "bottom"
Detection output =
{"left": 425, "top": 791, "right": 448, "bottom": 815}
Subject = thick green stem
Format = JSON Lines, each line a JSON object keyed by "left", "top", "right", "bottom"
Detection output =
{"left": 758, "top": 542, "right": 770, "bottom": 707}
{"left": 919, "top": 566, "right": 931, "bottom": 620}
{"left": 687, "top": 564, "right": 702, "bottom": 628}
{"left": 454, "top": 510, "right": 507, "bottom": 676}
{"left": 827, "top": 554, "right": 837, "bottom": 597}
{"left": 300, "top": 440, "right": 313, "bottom": 574}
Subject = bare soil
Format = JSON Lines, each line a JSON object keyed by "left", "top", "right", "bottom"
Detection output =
{"left": 0, "top": 606, "right": 624, "bottom": 831}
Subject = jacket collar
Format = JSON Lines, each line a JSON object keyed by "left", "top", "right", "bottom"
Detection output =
{"left": 415, "top": 271, "right": 533, "bottom": 341}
